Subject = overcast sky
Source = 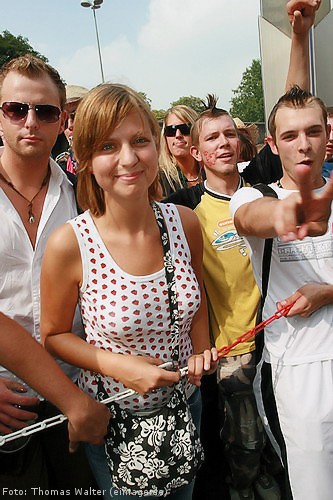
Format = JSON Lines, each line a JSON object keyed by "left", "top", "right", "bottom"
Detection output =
{"left": 2, "top": 0, "right": 261, "bottom": 110}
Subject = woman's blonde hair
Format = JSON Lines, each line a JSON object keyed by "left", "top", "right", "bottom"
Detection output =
{"left": 73, "top": 83, "right": 161, "bottom": 216}
{"left": 159, "top": 105, "right": 198, "bottom": 192}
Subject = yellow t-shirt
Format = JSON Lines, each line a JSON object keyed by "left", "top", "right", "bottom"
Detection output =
{"left": 194, "top": 185, "right": 260, "bottom": 355}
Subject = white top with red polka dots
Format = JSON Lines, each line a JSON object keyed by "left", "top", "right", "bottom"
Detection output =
{"left": 68, "top": 202, "right": 200, "bottom": 411}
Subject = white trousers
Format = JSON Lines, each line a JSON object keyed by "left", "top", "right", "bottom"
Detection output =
{"left": 254, "top": 358, "right": 333, "bottom": 500}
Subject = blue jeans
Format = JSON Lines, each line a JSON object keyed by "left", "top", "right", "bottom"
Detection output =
{"left": 85, "top": 388, "right": 202, "bottom": 500}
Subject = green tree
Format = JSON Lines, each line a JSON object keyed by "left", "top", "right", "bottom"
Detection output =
{"left": 0, "top": 30, "right": 47, "bottom": 69}
{"left": 138, "top": 91, "right": 152, "bottom": 108}
{"left": 170, "top": 95, "right": 205, "bottom": 114}
{"left": 152, "top": 109, "right": 166, "bottom": 123}
{"left": 229, "top": 59, "right": 264, "bottom": 122}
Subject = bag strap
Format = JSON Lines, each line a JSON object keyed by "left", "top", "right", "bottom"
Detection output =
{"left": 252, "top": 183, "right": 278, "bottom": 200}
{"left": 252, "top": 184, "right": 278, "bottom": 361}
{"left": 152, "top": 202, "right": 180, "bottom": 363}
{"left": 252, "top": 184, "right": 278, "bottom": 303}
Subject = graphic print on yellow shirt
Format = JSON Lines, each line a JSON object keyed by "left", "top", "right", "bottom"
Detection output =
{"left": 212, "top": 216, "right": 248, "bottom": 256}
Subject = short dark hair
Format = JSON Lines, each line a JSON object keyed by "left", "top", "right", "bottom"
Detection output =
{"left": 268, "top": 85, "right": 328, "bottom": 141}
{"left": 0, "top": 54, "right": 66, "bottom": 109}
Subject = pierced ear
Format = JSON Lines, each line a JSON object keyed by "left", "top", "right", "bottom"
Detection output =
{"left": 266, "top": 135, "right": 278, "bottom": 155}
{"left": 190, "top": 145, "right": 202, "bottom": 162}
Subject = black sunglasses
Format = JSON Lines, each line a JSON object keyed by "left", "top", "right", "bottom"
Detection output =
{"left": 0, "top": 101, "right": 61, "bottom": 123}
{"left": 64, "top": 112, "right": 76, "bottom": 129}
{"left": 164, "top": 123, "right": 191, "bottom": 137}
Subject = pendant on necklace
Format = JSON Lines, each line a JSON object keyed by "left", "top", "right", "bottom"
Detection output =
{"left": 28, "top": 204, "right": 35, "bottom": 224}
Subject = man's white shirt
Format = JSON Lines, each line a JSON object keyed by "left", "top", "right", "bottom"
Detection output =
{"left": 230, "top": 183, "right": 333, "bottom": 365}
{"left": 0, "top": 150, "right": 81, "bottom": 382}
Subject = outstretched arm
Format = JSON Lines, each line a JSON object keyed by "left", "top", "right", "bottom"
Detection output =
{"left": 285, "top": 0, "right": 321, "bottom": 91}
{"left": 0, "top": 312, "right": 110, "bottom": 449}
{"left": 234, "top": 166, "right": 333, "bottom": 241}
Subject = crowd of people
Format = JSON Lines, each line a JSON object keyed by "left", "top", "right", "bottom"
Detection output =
{"left": 0, "top": 1, "right": 332, "bottom": 500}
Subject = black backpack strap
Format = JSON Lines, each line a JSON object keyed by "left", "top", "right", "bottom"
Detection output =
{"left": 252, "top": 184, "right": 278, "bottom": 362}
{"left": 252, "top": 183, "right": 278, "bottom": 199}
{"left": 253, "top": 184, "right": 278, "bottom": 300}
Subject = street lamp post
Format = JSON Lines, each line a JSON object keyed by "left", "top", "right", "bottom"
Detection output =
{"left": 81, "top": 0, "right": 105, "bottom": 83}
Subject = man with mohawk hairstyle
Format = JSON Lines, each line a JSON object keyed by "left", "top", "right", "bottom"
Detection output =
{"left": 165, "top": 95, "right": 280, "bottom": 500}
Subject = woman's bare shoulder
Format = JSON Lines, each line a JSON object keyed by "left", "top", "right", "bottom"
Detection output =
{"left": 44, "top": 222, "right": 80, "bottom": 263}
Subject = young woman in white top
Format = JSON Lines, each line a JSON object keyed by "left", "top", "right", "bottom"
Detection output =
{"left": 40, "top": 83, "right": 216, "bottom": 499}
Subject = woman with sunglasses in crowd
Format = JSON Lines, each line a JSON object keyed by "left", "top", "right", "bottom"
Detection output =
{"left": 159, "top": 105, "right": 203, "bottom": 196}
{"left": 40, "top": 83, "right": 216, "bottom": 499}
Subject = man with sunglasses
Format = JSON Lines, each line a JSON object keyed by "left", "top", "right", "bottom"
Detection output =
{"left": 0, "top": 55, "right": 106, "bottom": 496}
